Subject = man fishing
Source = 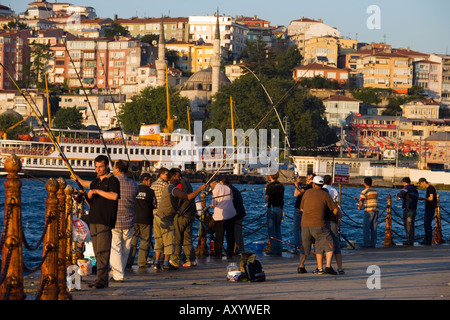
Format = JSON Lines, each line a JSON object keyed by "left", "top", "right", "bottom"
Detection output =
{"left": 73, "top": 155, "right": 120, "bottom": 289}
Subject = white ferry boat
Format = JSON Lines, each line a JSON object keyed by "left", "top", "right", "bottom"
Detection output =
{"left": 0, "top": 127, "right": 264, "bottom": 178}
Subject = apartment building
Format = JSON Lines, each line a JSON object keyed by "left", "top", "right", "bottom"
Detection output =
{"left": 48, "top": 36, "right": 143, "bottom": 94}
{"left": 113, "top": 17, "right": 189, "bottom": 41}
{"left": 322, "top": 94, "right": 362, "bottom": 129}
{"left": 413, "top": 59, "right": 442, "bottom": 100}
{"left": 358, "top": 50, "right": 413, "bottom": 93}
{"left": 188, "top": 15, "right": 248, "bottom": 61}
{"left": 287, "top": 17, "right": 340, "bottom": 57}
{"left": 292, "top": 63, "right": 350, "bottom": 85}
{"left": 59, "top": 93, "right": 126, "bottom": 129}
{"left": 56, "top": 18, "right": 112, "bottom": 38}
{"left": 303, "top": 36, "right": 338, "bottom": 66}
{"left": 0, "top": 29, "right": 31, "bottom": 90}
{"left": 166, "top": 40, "right": 215, "bottom": 73}
{"left": 350, "top": 115, "right": 449, "bottom": 160}
{"left": 236, "top": 15, "right": 273, "bottom": 48}
{"left": 400, "top": 98, "right": 440, "bottom": 120}
{"left": 439, "top": 54, "right": 450, "bottom": 107}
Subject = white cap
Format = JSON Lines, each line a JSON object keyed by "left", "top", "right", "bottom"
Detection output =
{"left": 312, "top": 176, "right": 324, "bottom": 185}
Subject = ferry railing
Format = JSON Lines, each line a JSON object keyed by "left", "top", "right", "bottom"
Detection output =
{"left": 0, "top": 155, "right": 77, "bottom": 300}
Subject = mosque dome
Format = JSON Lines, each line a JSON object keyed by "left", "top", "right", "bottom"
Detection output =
{"left": 181, "top": 67, "right": 230, "bottom": 91}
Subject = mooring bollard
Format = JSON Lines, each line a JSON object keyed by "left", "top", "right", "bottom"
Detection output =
{"left": 57, "top": 178, "right": 71, "bottom": 300}
{"left": 433, "top": 194, "right": 445, "bottom": 245}
{"left": 0, "top": 155, "right": 25, "bottom": 300}
{"left": 382, "top": 194, "right": 395, "bottom": 246}
{"left": 65, "top": 185, "right": 74, "bottom": 272}
{"left": 39, "top": 178, "right": 60, "bottom": 300}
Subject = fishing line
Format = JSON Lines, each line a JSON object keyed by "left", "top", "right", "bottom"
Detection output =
{"left": 0, "top": 61, "right": 84, "bottom": 191}
{"left": 62, "top": 38, "right": 112, "bottom": 164}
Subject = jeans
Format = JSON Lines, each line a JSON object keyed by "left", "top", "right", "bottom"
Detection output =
{"left": 292, "top": 209, "right": 302, "bottom": 249}
{"left": 363, "top": 211, "right": 378, "bottom": 247}
{"left": 423, "top": 207, "right": 435, "bottom": 244}
{"left": 267, "top": 206, "right": 283, "bottom": 254}
{"left": 403, "top": 208, "right": 417, "bottom": 244}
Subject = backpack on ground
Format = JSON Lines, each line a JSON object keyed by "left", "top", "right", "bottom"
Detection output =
{"left": 244, "top": 256, "right": 266, "bottom": 282}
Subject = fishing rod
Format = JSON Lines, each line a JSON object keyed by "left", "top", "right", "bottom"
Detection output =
{"left": 96, "top": 49, "right": 134, "bottom": 167}
{"left": 62, "top": 37, "right": 112, "bottom": 164}
{"left": 0, "top": 61, "right": 85, "bottom": 191}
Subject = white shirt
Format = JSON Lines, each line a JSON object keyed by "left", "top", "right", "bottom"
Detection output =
{"left": 211, "top": 184, "right": 236, "bottom": 221}
{"left": 323, "top": 184, "right": 339, "bottom": 204}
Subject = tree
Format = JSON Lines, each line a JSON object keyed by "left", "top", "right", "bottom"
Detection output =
{"left": 0, "top": 114, "right": 29, "bottom": 139}
{"left": 206, "top": 74, "right": 337, "bottom": 156}
{"left": 104, "top": 23, "right": 130, "bottom": 37}
{"left": 119, "top": 86, "right": 191, "bottom": 134}
{"left": 53, "top": 107, "right": 85, "bottom": 130}
{"left": 21, "top": 42, "right": 51, "bottom": 89}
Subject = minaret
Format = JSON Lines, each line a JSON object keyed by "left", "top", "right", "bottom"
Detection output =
{"left": 155, "top": 17, "right": 167, "bottom": 87}
{"left": 211, "top": 11, "right": 221, "bottom": 96}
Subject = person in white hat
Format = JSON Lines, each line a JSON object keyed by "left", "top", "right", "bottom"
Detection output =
{"left": 298, "top": 176, "right": 339, "bottom": 275}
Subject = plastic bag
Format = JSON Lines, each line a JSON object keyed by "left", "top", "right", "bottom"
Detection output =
{"left": 72, "top": 216, "right": 90, "bottom": 242}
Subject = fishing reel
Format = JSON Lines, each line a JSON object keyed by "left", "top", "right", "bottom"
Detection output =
{"left": 72, "top": 190, "right": 85, "bottom": 203}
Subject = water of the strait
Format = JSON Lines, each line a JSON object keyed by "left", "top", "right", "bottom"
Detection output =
{"left": 1, "top": 178, "right": 449, "bottom": 267}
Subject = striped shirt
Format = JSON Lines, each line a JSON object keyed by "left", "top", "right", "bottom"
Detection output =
{"left": 151, "top": 178, "right": 168, "bottom": 214}
{"left": 359, "top": 187, "right": 379, "bottom": 213}
{"left": 115, "top": 174, "right": 138, "bottom": 229}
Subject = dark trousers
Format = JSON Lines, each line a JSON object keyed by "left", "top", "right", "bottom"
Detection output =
{"left": 214, "top": 218, "right": 235, "bottom": 257}
{"left": 402, "top": 208, "right": 417, "bottom": 244}
{"left": 424, "top": 207, "right": 435, "bottom": 244}
{"left": 127, "top": 223, "right": 153, "bottom": 268}
{"left": 90, "top": 223, "right": 112, "bottom": 286}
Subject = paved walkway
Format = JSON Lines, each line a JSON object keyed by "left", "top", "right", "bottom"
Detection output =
{"left": 24, "top": 244, "right": 450, "bottom": 301}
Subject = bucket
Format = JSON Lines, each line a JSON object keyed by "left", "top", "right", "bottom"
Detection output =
{"left": 252, "top": 241, "right": 266, "bottom": 254}
{"left": 227, "top": 271, "right": 241, "bottom": 282}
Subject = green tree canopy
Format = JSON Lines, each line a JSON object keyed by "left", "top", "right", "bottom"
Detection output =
{"left": 53, "top": 107, "right": 85, "bottom": 130}
{"left": 206, "top": 74, "right": 337, "bottom": 156}
{"left": 105, "top": 23, "right": 130, "bottom": 37}
{"left": 0, "top": 113, "right": 29, "bottom": 140}
{"left": 119, "top": 86, "right": 191, "bottom": 134}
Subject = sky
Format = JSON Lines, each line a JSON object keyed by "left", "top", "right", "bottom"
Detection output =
{"left": 5, "top": 0, "right": 450, "bottom": 55}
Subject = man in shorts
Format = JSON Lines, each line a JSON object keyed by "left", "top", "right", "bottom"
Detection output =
{"left": 299, "top": 176, "right": 339, "bottom": 275}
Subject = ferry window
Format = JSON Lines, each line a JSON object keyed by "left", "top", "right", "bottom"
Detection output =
{"left": 119, "top": 148, "right": 122, "bottom": 154}
{"left": 113, "top": 148, "right": 117, "bottom": 154}
{"left": 183, "top": 150, "right": 186, "bottom": 156}
{"left": 162, "top": 150, "right": 165, "bottom": 156}
{"left": 90, "top": 147, "right": 95, "bottom": 153}
{"left": 97, "top": 147, "right": 100, "bottom": 153}
{"left": 85, "top": 147, "right": 88, "bottom": 153}
{"left": 146, "top": 149, "right": 149, "bottom": 155}
{"left": 83, "top": 161, "right": 87, "bottom": 166}
{"left": 107, "top": 148, "right": 111, "bottom": 154}
{"left": 157, "top": 149, "right": 160, "bottom": 156}
{"left": 167, "top": 150, "right": 171, "bottom": 155}
{"left": 59, "top": 160, "right": 63, "bottom": 166}
{"left": 77, "top": 160, "right": 81, "bottom": 166}
{"left": 141, "top": 149, "right": 144, "bottom": 155}
{"left": 152, "top": 149, "right": 155, "bottom": 155}
{"left": 79, "top": 147, "right": 82, "bottom": 153}
{"left": 33, "top": 159, "right": 37, "bottom": 165}
{"left": 130, "top": 149, "right": 134, "bottom": 155}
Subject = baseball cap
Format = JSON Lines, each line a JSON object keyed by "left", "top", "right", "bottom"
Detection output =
{"left": 312, "top": 176, "right": 324, "bottom": 185}
{"left": 140, "top": 172, "right": 151, "bottom": 182}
